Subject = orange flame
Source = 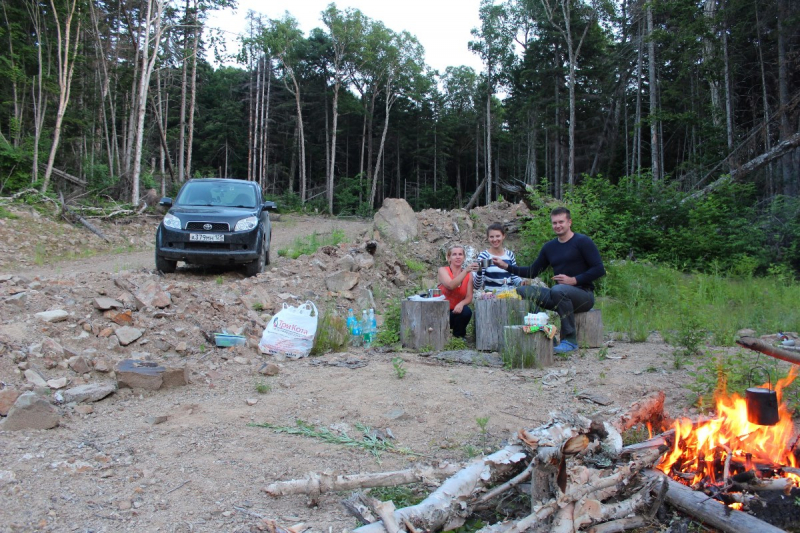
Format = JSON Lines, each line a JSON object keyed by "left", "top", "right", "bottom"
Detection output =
{"left": 659, "top": 367, "right": 798, "bottom": 486}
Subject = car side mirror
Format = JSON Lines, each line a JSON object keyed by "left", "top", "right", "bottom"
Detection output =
{"left": 159, "top": 197, "right": 173, "bottom": 207}
{"left": 263, "top": 201, "right": 277, "bottom": 210}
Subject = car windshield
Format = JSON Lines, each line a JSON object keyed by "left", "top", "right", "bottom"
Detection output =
{"left": 177, "top": 181, "right": 258, "bottom": 208}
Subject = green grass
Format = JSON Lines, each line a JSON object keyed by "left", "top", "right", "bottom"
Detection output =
{"left": 255, "top": 380, "right": 271, "bottom": 394}
{"left": 310, "top": 309, "right": 349, "bottom": 355}
{"left": 598, "top": 261, "right": 800, "bottom": 348}
{"left": 375, "top": 300, "right": 401, "bottom": 347}
{"left": 392, "top": 357, "right": 407, "bottom": 379}
{"left": 277, "top": 228, "right": 346, "bottom": 259}
{"left": 0, "top": 206, "right": 18, "bottom": 219}
{"left": 406, "top": 258, "right": 427, "bottom": 273}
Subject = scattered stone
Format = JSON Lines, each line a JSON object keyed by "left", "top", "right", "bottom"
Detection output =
{"left": 134, "top": 280, "right": 171, "bottom": 309}
{"left": 24, "top": 369, "right": 48, "bottom": 388}
{"left": 336, "top": 254, "right": 356, "bottom": 272}
{"left": 63, "top": 383, "right": 117, "bottom": 403}
{"left": 93, "top": 358, "right": 112, "bottom": 373}
{"left": 258, "top": 362, "right": 280, "bottom": 376}
{"left": 0, "top": 470, "right": 16, "bottom": 486}
{"left": 98, "top": 327, "right": 114, "bottom": 338}
{"left": 431, "top": 350, "right": 504, "bottom": 367}
{"left": 354, "top": 254, "right": 375, "bottom": 270}
{"left": 325, "top": 270, "right": 359, "bottom": 292}
{"left": 116, "top": 359, "right": 188, "bottom": 390}
{"left": 93, "top": 297, "right": 123, "bottom": 310}
{"left": 118, "top": 500, "right": 132, "bottom": 511}
{"left": 105, "top": 309, "right": 134, "bottom": 326}
{"left": 41, "top": 338, "right": 65, "bottom": 359}
{"left": 737, "top": 328, "right": 756, "bottom": 338}
{"left": 5, "top": 292, "right": 27, "bottom": 306}
{"left": 245, "top": 398, "right": 258, "bottom": 406}
{"left": 233, "top": 356, "right": 249, "bottom": 365}
{"left": 35, "top": 310, "right": 69, "bottom": 323}
{"left": 74, "top": 404, "right": 94, "bottom": 415}
{"left": 0, "top": 389, "right": 22, "bottom": 416}
{"left": 46, "top": 377, "right": 68, "bottom": 389}
{"left": 67, "top": 356, "right": 91, "bottom": 374}
{"left": 115, "top": 326, "right": 144, "bottom": 346}
{"left": 0, "top": 391, "right": 59, "bottom": 430}
{"left": 374, "top": 198, "right": 418, "bottom": 243}
{"left": 385, "top": 408, "right": 407, "bottom": 420}
{"left": 145, "top": 415, "right": 168, "bottom": 425}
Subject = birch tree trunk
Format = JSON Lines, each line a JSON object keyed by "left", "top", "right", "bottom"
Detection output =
{"left": 26, "top": 1, "right": 48, "bottom": 185}
{"left": 647, "top": 4, "right": 660, "bottom": 181}
{"left": 177, "top": 0, "right": 189, "bottom": 184}
{"left": 130, "top": 0, "right": 165, "bottom": 204}
{"left": 41, "top": 0, "right": 82, "bottom": 193}
{"left": 185, "top": 5, "right": 200, "bottom": 181}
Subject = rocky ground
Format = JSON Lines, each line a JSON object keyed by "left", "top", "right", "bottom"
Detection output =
{"left": 0, "top": 199, "right": 702, "bottom": 533}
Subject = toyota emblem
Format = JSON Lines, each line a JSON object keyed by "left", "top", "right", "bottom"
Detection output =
{"left": 203, "top": 223, "right": 212, "bottom": 230}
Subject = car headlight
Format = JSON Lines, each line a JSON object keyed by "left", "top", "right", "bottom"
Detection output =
{"left": 234, "top": 216, "right": 258, "bottom": 232}
{"left": 163, "top": 213, "right": 181, "bottom": 229}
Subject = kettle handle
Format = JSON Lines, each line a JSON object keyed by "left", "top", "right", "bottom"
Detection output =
{"left": 748, "top": 366, "right": 773, "bottom": 391}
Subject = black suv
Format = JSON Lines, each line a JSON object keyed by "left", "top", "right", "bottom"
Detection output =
{"left": 155, "top": 178, "right": 276, "bottom": 276}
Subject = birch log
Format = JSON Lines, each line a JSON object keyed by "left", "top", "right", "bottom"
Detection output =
{"left": 352, "top": 446, "right": 528, "bottom": 533}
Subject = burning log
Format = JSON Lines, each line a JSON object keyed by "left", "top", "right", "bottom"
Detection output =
{"left": 642, "top": 470, "right": 786, "bottom": 533}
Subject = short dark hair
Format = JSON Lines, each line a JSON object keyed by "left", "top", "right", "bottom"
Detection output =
{"left": 550, "top": 207, "right": 571, "bottom": 219}
{"left": 486, "top": 222, "right": 505, "bottom": 236}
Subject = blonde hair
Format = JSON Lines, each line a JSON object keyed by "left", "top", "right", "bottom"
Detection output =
{"left": 446, "top": 244, "right": 465, "bottom": 260}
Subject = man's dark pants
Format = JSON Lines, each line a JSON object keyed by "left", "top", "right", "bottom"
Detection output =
{"left": 517, "top": 285, "right": 594, "bottom": 341}
{"left": 450, "top": 305, "right": 472, "bottom": 338}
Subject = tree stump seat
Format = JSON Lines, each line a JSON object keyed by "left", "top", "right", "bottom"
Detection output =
{"left": 400, "top": 300, "right": 449, "bottom": 351}
{"left": 502, "top": 326, "right": 554, "bottom": 368}
{"left": 475, "top": 298, "right": 530, "bottom": 351}
{"left": 575, "top": 309, "right": 603, "bottom": 348}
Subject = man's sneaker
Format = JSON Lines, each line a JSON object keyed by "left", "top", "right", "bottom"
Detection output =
{"left": 553, "top": 339, "right": 578, "bottom": 354}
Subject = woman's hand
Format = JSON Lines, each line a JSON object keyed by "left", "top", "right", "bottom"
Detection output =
{"left": 492, "top": 258, "right": 509, "bottom": 269}
{"left": 453, "top": 302, "right": 465, "bottom": 314}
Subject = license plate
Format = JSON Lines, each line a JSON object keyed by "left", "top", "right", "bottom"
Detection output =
{"left": 189, "top": 233, "right": 224, "bottom": 242}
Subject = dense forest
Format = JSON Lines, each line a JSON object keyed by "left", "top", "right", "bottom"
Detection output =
{"left": 1, "top": 1, "right": 798, "bottom": 223}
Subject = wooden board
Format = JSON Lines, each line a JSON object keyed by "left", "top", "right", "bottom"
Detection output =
{"left": 575, "top": 309, "right": 603, "bottom": 348}
{"left": 503, "top": 326, "right": 554, "bottom": 368}
{"left": 400, "top": 300, "right": 449, "bottom": 351}
{"left": 475, "top": 298, "right": 530, "bottom": 351}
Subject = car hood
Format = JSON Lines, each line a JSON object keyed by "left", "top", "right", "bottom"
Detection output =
{"left": 168, "top": 205, "right": 260, "bottom": 224}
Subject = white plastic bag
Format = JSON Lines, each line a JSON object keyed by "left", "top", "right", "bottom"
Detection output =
{"left": 258, "top": 301, "right": 318, "bottom": 359}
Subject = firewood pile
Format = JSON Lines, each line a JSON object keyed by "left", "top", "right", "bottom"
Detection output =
{"left": 264, "top": 391, "right": 796, "bottom": 532}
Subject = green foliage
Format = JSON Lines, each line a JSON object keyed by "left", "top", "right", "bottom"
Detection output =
{"left": 405, "top": 258, "right": 427, "bottom": 273}
{"left": 519, "top": 178, "right": 800, "bottom": 276}
{"left": 255, "top": 381, "right": 271, "bottom": 394}
{"left": 445, "top": 337, "right": 468, "bottom": 350}
{"left": 391, "top": 357, "right": 407, "bottom": 379}
{"left": 249, "top": 419, "right": 417, "bottom": 459}
{"left": 600, "top": 261, "right": 800, "bottom": 348}
{"left": 278, "top": 229, "right": 346, "bottom": 259}
{"left": 311, "top": 309, "right": 349, "bottom": 355}
{"left": 375, "top": 300, "right": 401, "bottom": 346}
{"left": 368, "top": 485, "right": 427, "bottom": 509}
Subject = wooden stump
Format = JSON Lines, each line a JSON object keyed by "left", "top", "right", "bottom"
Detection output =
{"left": 400, "top": 300, "right": 449, "bottom": 351}
{"left": 575, "top": 309, "right": 603, "bottom": 348}
{"left": 502, "top": 326, "right": 553, "bottom": 368}
{"left": 475, "top": 299, "right": 530, "bottom": 351}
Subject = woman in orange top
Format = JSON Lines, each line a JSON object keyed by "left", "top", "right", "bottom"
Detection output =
{"left": 438, "top": 244, "right": 477, "bottom": 338}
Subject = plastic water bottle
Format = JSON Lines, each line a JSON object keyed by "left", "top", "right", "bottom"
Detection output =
{"left": 368, "top": 308, "right": 377, "bottom": 331}
{"left": 362, "top": 310, "right": 373, "bottom": 346}
{"left": 346, "top": 309, "right": 356, "bottom": 333}
{"left": 351, "top": 316, "right": 362, "bottom": 347}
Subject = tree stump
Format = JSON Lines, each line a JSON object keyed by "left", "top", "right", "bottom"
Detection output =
{"left": 475, "top": 299, "right": 530, "bottom": 351}
{"left": 575, "top": 309, "right": 603, "bottom": 348}
{"left": 502, "top": 326, "right": 553, "bottom": 368}
{"left": 400, "top": 300, "right": 449, "bottom": 351}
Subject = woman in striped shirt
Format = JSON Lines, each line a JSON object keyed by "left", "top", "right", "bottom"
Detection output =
{"left": 473, "top": 223, "right": 523, "bottom": 292}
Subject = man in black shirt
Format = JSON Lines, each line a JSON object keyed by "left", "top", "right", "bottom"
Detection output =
{"left": 493, "top": 207, "right": 605, "bottom": 353}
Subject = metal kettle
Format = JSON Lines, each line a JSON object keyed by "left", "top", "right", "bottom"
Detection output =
{"left": 746, "top": 367, "right": 780, "bottom": 426}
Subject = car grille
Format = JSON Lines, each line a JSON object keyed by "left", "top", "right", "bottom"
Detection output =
{"left": 186, "top": 221, "right": 230, "bottom": 231}
{"left": 174, "top": 242, "right": 251, "bottom": 251}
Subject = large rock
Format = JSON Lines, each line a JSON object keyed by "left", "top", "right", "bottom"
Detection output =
{"left": 24, "top": 369, "right": 48, "bottom": 388}
{"left": 115, "top": 326, "right": 143, "bottom": 346}
{"left": 1, "top": 392, "right": 59, "bottom": 430}
{"left": 116, "top": 359, "right": 188, "bottom": 390}
{"left": 325, "top": 271, "right": 359, "bottom": 292}
{"left": 35, "top": 310, "right": 69, "bottom": 323}
{"left": 93, "top": 297, "right": 123, "bottom": 310}
{"left": 374, "top": 198, "right": 418, "bottom": 243}
{"left": 134, "top": 280, "right": 171, "bottom": 309}
{"left": 67, "top": 356, "right": 91, "bottom": 374}
{"left": 63, "top": 383, "right": 117, "bottom": 403}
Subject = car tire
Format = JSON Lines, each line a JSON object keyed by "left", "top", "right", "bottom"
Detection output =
{"left": 264, "top": 231, "right": 271, "bottom": 266}
{"left": 245, "top": 238, "right": 266, "bottom": 277}
{"left": 155, "top": 251, "right": 176, "bottom": 274}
